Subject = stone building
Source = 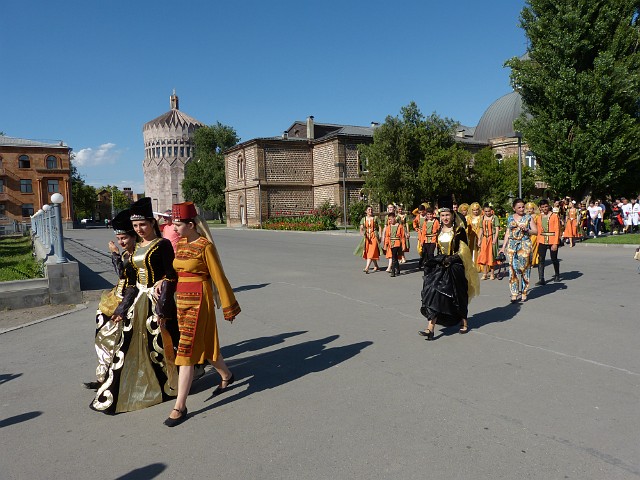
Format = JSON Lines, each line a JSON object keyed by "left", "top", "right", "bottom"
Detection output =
{"left": 0, "top": 135, "right": 72, "bottom": 225}
{"left": 143, "top": 91, "right": 204, "bottom": 213}
{"left": 224, "top": 116, "right": 374, "bottom": 227}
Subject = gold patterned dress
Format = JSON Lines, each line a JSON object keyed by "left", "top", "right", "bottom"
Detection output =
{"left": 173, "top": 236, "right": 241, "bottom": 366}
{"left": 91, "top": 237, "right": 178, "bottom": 414}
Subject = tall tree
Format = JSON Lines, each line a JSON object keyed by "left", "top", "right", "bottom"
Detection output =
{"left": 182, "top": 122, "right": 239, "bottom": 220}
{"left": 359, "top": 102, "right": 469, "bottom": 208}
{"left": 70, "top": 160, "right": 96, "bottom": 221}
{"left": 98, "top": 185, "right": 132, "bottom": 213}
{"left": 506, "top": 1, "right": 640, "bottom": 198}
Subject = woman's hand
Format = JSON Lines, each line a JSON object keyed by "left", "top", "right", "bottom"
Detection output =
{"left": 153, "top": 280, "right": 165, "bottom": 299}
{"left": 108, "top": 241, "right": 119, "bottom": 254}
{"left": 112, "top": 314, "right": 122, "bottom": 323}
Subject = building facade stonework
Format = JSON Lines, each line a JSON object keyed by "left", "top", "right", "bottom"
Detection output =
{"left": 0, "top": 136, "right": 72, "bottom": 224}
{"left": 224, "top": 117, "right": 374, "bottom": 227}
{"left": 143, "top": 92, "right": 204, "bottom": 213}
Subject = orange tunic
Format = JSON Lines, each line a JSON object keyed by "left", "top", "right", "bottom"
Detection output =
{"left": 535, "top": 213, "right": 561, "bottom": 245}
{"left": 563, "top": 207, "right": 579, "bottom": 238}
{"left": 361, "top": 216, "right": 380, "bottom": 260}
{"left": 383, "top": 224, "right": 407, "bottom": 258}
{"left": 173, "top": 236, "right": 240, "bottom": 366}
{"left": 477, "top": 216, "right": 499, "bottom": 266}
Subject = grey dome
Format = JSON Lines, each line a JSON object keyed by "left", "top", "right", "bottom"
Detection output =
{"left": 474, "top": 91, "right": 525, "bottom": 143}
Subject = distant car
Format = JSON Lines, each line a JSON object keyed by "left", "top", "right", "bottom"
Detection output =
{"left": 80, "top": 218, "right": 92, "bottom": 224}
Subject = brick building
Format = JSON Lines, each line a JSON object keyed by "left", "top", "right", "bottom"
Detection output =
{"left": 224, "top": 116, "right": 375, "bottom": 227}
{"left": 0, "top": 136, "right": 72, "bottom": 225}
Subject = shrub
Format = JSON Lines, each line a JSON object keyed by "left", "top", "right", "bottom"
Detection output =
{"left": 349, "top": 201, "right": 368, "bottom": 228}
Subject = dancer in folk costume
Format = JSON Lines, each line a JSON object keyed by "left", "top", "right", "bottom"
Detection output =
{"left": 356, "top": 205, "right": 382, "bottom": 273}
{"left": 466, "top": 202, "right": 483, "bottom": 271}
{"left": 535, "top": 199, "right": 562, "bottom": 285}
{"left": 164, "top": 202, "right": 241, "bottom": 427}
{"left": 395, "top": 204, "right": 411, "bottom": 264}
{"left": 418, "top": 201, "right": 480, "bottom": 340}
{"left": 92, "top": 197, "right": 179, "bottom": 414}
{"left": 499, "top": 198, "right": 538, "bottom": 303}
{"left": 88, "top": 209, "right": 139, "bottom": 391}
{"left": 563, "top": 201, "right": 579, "bottom": 247}
{"left": 382, "top": 212, "right": 407, "bottom": 277}
{"left": 477, "top": 203, "right": 500, "bottom": 280}
{"left": 383, "top": 204, "right": 396, "bottom": 272}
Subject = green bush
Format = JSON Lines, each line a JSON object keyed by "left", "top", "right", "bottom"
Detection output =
{"left": 0, "top": 236, "right": 45, "bottom": 281}
{"left": 349, "top": 201, "right": 368, "bottom": 228}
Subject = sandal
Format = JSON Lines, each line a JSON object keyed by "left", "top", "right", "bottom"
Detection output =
{"left": 521, "top": 293, "right": 527, "bottom": 302}
{"left": 459, "top": 326, "right": 469, "bottom": 334}
{"left": 481, "top": 274, "right": 488, "bottom": 280}
{"left": 510, "top": 295, "right": 518, "bottom": 303}
{"left": 489, "top": 273, "right": 495, "bottom": 280}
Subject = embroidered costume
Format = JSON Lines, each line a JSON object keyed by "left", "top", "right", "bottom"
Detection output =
{"left": 383, "top": 222, "right": 406, "bottom": 277}
{"left": 356, "top": 216, "right": 381, "bottom": 260}
{"left": 173, "top": 236, "right": 241, "bottom": 365}
{"left": 477, "top": 215, "right": 500, "bottom": 267}
{"left": 563, "top": 206, "right": 579, "bottom": 239}
{"left": 535, "top": 210, "right": 561, "bottom": 282}
{"left": 466, "top": 205, "right": 483, "bottom": 271}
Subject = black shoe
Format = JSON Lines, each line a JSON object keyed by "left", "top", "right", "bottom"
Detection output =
{"left": 211, "top": 373, "right": 235, "bottom": 397}
{"left": 552, "top": 275, "right": 561, "bottom": 282}
{"left": 164, "top": 407, "right": 188, "bottom": 427}
{"left": 390, "top": 272, "right": 396, "bottom": 277}
{"left": 535, "top": 279, "right": 546, "bottom": 286}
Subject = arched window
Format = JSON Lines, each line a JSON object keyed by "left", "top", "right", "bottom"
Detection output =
{"left": 46, "top": 155, "right": 58, "bottom": 169}
{"left": 19, "top": 155, "right": 30, "bottom": 168}
{"left": 237, "top": 154, "right": 245, "bottom": 180}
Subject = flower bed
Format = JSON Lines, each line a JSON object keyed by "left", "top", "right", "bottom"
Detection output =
{"left": 261, "top": 202, "right": 341, "bottom": 231}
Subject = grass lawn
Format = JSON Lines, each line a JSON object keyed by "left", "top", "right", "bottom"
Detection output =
{"left": 582, "top": 233, "right": 640, "bottom": 245}
{"left": 0, "top": 236, "right": 45, "bottom": 281}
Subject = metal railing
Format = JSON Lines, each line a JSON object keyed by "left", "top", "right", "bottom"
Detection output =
{"left": 31, "top": 193, "right": 68, "bottom": 263}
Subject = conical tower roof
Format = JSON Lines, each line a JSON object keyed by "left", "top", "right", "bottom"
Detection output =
{"left": 143, "top": 90, "right": 204, "bottom": 130}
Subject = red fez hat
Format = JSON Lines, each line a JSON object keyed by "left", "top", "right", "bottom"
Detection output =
{"left": 172, "top": 202, "right": 197, "bottom": 221}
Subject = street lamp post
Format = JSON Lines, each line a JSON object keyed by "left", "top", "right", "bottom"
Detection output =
{"left": 51, "top": 193, "right": 68, "bottom": 263}
{"left": 516, "top": 131, "right": 523, "bottom": 199}
{"left": 42, "top": 204, "right": 52, "bottom": 251}
{"left": 334, "top": 162, "right": 348, "bottom": 233}
{"left": 252, "top": 177, "right": 262, "bottom": 228}
{"left": 111, "top": 186, "right": 116, "bottom": 220}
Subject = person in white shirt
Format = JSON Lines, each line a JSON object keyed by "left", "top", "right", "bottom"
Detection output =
{"left": 630, "top": 198, "right": 640, "bottom": 233}
{"left": 621, "top": 198, "right": 633, "bottom": 233}
{"left": 587, "top": 201, "right": 601, "bottom": 236}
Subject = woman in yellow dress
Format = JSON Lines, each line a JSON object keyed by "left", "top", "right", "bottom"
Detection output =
{"left": 164, "top": 202, "right": 241, "bottom": 427}
{"left": 466, "top": 202, "right": 483, "bottom": 271}
{"left": 525, "top": 202, "right": 539, "bottom": 267}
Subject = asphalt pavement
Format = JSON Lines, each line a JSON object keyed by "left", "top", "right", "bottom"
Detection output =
{"left": 1, "top": 227, "right": 639, "bottom": 479}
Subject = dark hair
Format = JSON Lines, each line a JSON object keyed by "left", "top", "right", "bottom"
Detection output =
{"left": 425, "top": 207, "right": 434, "bottom": 214}
{"left": 512, "top": 198, "right": 525, "bottom": 208}
{"left": 388, "top": 211, "right": 396, "bottom": 217}
{"left": 418, "top": 205, "right": 426, "bottom": 212}
{"left": 482, "top": 203, "right": 491, "bottom": 209}
{"left": 538, "top": 199, "right": 550, "bottom": 206}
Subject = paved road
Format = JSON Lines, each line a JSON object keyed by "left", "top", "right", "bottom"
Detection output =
{"left": 2, "top": 228, "right": 639, "bottom": 479}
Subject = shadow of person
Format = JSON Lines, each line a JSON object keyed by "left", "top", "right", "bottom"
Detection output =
{"left": 556, "top": 270, "right": 583, "bottom": 281}
{"left": 526, "top": 281, "right": 569, "bottom": 300}
{"left": 115, "top": 463, "right": 166, "bottom": 480}
{"left": 233, "top": 283, "right": 270, "bottom": 293}
{"left": 189, "top": 335, "right": 372, "bottom": 417}
{"left": 0, "top": 411, "right": 42, "bottom": 429}
{"left": 465, "top": 301, "right": 523, "bottom": 332}
{"left": 0, "top": 373, "right": 22, "bottom": 386}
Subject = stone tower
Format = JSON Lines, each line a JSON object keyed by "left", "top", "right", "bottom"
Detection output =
{"left": 142, "top": 91, "right": 204, "bottom": 213}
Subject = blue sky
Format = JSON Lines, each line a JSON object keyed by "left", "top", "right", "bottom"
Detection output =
{"left": 1, "top": 0, "right": 527, "bottom": 193}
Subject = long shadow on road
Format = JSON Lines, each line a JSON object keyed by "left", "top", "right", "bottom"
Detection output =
{"left": 189, "top": 334, "right": 372, "bottom": 418}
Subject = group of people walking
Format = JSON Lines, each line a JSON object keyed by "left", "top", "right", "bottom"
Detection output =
{"left": 356, "top": 197, "right": 568, "bottom": 341}
{"left": 89, "top": 197, "right": 240, "bottom": 426}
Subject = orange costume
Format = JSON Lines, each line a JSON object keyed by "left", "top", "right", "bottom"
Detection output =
{"left": 477, "top": 215, "right": 500, "bottom": 266}
{"left": 360, "top": 216, "right": 381, "bottom": 260}
{"left": 420, "top": 218, "right": 440, "bottom": 246}
{"left": 564, "top": 207, "right": 579, "bottom": 238}
{"left": 384, "top": 223, "right": 407, "bottom": 257}
{"left": 535, "top": 212, "right": 561, "bottom": 247}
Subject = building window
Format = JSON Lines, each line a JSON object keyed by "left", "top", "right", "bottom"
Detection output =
{"left": 162, "top": 147, "right": 166, "bottom": 157}
{"left": 525, "top": 151, "right": 537, "bottom": 169}
{"left": 48, "top": 179, "right": 60, "bottom": 193}
{"left": 358, "top": 152, "right": 369, "bottom": 173}
{"left": 20, "top": 179, "right": 33, "bottom": 193}
{"left": 180, "top": 146, "right": 184, "bottom": 157}
{"left": 237, "top": 154, "right": 245, "bottom": 180}
{"left": 0, "top": 203, "right": 5, "bottom": 215}
{"left": 46, "top": 155, "right": 58, "bottom": 169}
{"left": 19, "top": 155, "right": 30, "bottom": 168}
{"left": 0, "top": 178, "right": 3, "bottom": 192}
{"left": 22, "top": 203, "right": 34, "bottom": 216}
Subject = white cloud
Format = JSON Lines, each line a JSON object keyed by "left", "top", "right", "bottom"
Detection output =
{"left": 74, "top": 143, "right": 121, "bottom": 167}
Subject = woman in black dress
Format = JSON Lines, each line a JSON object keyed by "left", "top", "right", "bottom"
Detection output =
{"left": 91, "top": 198, "right": 179, "bottom": 413}
{"left": 418, "top": 204, "right": 479, "bottom": 341}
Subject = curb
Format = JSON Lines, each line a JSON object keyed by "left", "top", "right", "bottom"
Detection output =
{"left": 0, "top": 302, "right": 89, "bottom": 335}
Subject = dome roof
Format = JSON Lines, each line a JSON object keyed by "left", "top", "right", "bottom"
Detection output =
{"left": 474, "top": 91, "right": 525, "bottom": 143}
{"left": 144, "top": 108, "right": 204, "bottom": 130}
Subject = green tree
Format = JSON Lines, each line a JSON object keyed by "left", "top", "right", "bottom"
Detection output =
{"left": 70, "top": 161, "right": 96, "bottom": 220}
{"left": 182, "top": 122, "right": 239, "bottom": 220}
{"left": 506, "top": 0, "right": 640, "bottom": 198}
{"left": 359, "top": 102, "right": 468, "bottom": 208}
{"left": 98, "top": 186, "right": 132, "bottom": 214}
